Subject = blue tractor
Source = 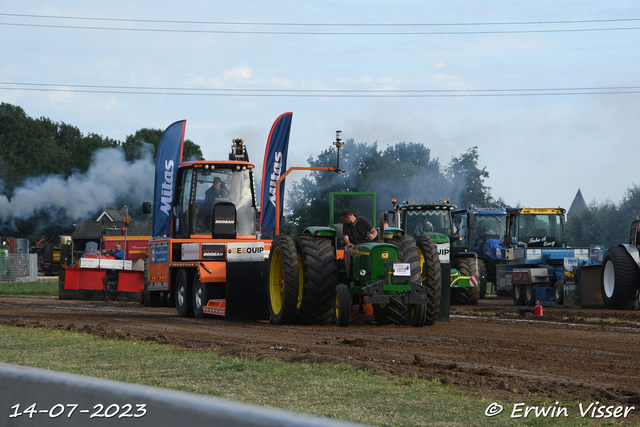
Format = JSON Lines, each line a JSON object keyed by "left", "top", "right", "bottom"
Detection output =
{"left": 452, "top": 207, "right": 507, "bottom": 298}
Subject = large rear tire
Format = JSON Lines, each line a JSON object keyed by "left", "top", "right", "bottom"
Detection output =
{"left": 415, "top": 236, "right": 442, "bottom": 325}
{"left": 296, "top": 235, "right": 338, "bottom": 325}
{"left": 175, "top": 269, "right": 194, "bottom": 317}
{"left": 268, "top": 235, "right": 301, "bottom": 324}
{"left": 601, "top": 246, "right": 639, "bottom": 310}
{"left": 455, "top": 257, "right": 480, "bottom": 305}
{"left": 334, "top": 284, "right": 350, "bottom": 327}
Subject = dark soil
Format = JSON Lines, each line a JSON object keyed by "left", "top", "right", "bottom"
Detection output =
{"left": 2, "top": 294, "right": 640, "bottom": 413}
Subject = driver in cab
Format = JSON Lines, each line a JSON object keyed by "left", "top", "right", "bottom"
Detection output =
{"left": 341, "top": 209, "right": 377, "bottom": 271}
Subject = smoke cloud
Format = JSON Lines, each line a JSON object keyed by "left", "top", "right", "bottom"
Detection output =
{"left": 0, "top": 146, "right": 155, "bottom": 228}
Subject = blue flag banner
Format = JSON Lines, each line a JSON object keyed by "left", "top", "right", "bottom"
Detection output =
{"left": 152, "top": 120, "right": 186, "bottom": 237}
{"left": 259, "top": 112, "right": 293, "bottom": 228}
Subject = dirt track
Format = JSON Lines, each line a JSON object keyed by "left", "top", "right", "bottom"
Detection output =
{"left": 2, "top": 294, "right": 640, "bottom": 409}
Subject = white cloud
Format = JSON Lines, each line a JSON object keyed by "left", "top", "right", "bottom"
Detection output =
{"left": 225, "top": 66, "right": 252, "bottom": 81}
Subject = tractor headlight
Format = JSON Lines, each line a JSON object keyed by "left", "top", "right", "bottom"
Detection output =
{"left": 359, "top": 269, "right": 367, "bottom": 277}
{"left": 495, "top": 248, "right": 502, "bottom": 259}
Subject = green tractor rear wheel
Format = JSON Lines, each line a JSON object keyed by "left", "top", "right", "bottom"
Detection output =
{"left": 415, "top": 236, "right": 442, "bottom": 325}
{"left": 268, "top": 235, "right": 302, "bottom": 324}
{"left": 296, "top": 235, "right": 337, "bottom": 325}
{"left": 334, "top": 284, "right": 351, "bottom": 327}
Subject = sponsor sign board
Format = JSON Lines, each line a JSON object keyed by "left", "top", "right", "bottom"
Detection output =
{"left": 227, "top": 242, "right": 265, "bottom": 262}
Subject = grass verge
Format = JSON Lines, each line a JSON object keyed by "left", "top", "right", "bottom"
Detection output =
{"left": 0, "top": 281, "right": 58, "bottom": 296}
{"left": 0, "top": 325, "right": 625, "bottom": 427}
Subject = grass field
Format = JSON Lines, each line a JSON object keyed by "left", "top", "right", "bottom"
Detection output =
{"left": 0, "top": 281, "right": 58, "bottom": 296}
{"left": 0, "top": 282, "right": 627, "bottom": 426}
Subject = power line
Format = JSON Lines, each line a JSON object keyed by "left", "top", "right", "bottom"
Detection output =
{"left": 1, "top": 82, "right": 638, "bottom": 97}
{"left": 1, "top": 12, "right": 639, "bottom": 27}
{"left": 2, "top": 21, "right": 639, "bottom": 35}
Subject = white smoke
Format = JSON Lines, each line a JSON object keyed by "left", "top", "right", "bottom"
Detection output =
{"left": 0, "top": 147, "right": 155, "bottom": 223}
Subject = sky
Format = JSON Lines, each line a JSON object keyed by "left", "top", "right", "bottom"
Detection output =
{"left": 1, "top": 1, "right": 640, "bottom": 215}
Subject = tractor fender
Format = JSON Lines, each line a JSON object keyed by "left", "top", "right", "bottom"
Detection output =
{"left": 619, "top": 244, "right": 640, "bottom": 269}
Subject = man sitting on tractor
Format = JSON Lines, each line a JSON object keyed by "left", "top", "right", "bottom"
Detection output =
{"left": 414, "top": 215, "right": 434, "bottom": 236}
{"left": 341, "top": 209, "right": 378, "bottom": 271}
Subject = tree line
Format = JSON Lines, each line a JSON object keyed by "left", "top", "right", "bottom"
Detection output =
{"left": 283, "top": 141, "right": 504, "bottom": 233}
{"left": 1, "top": 102, "right": 637, "bottom": 250}
{"left": 0, "top": 103, "right": 202, "bottom": 242}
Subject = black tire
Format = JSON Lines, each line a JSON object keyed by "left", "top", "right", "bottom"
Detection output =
{"left": 268, "top": 235, "right": 301, "bottom": 324}
{"left": 334, "top": 284, "right": 351, "bottom": 327}
{"left": 455, "top": 257, "right": 480, "bottom": 305}
{"left": 415, "top": 236, "right": 442, "bottom": 325}
{"left": 554, "top": 280, "right": 564, "bottom": 305}
{"left": 513, "top": 283, "right": 525, "bottom": 305}
{"left": 478, "top": 259, "right": 488, "bottom": 299}
{"left": 524, "top": 283, "right": 536, "bottom": 306}
{"left": 175, "top": 269, "right": 194, "bottom": 317}
{"left": 601, "top": 246, "right": 640, "bottom": 310}
{"left": 192, "top": 274, "right": 208, "bottom": 319}
{"left": 409, "top": 303, "right": 427, "bottom": 327}
{"left": 296, "top": 235, "right": 338, "bottom": 325}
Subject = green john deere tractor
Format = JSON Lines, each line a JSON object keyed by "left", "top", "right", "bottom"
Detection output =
{"left": 267, "top": 192, "right": 442, "bottom": 327}
{"left": 389, "top": 199, "right": 480, "bottom": 309}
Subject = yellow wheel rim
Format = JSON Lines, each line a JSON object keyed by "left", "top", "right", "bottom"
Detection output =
{"left": 269, "top": 246, "right": 284, "bottom": 314}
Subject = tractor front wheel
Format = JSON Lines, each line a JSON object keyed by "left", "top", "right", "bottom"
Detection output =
{"left": 409, "top": 303, "right": 427, "bottom": 327}
{"left": 524, "top": 284, "right": 536, "bottom": 306}
{"left": 334, "top": 284, "right": 350, "bottom": 327}
{"left": 192, "top": 275, "right": 208, "bottom": 319}
{"left": 513, "top": 283, "right": 525, "bottom": 305}
{"left": 268, "top": 235, "right": 301, "bottom": 324}
{"left": 175, "top": 269, "right": 194, "bottom": 318}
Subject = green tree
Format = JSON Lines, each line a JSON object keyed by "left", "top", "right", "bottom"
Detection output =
{"left": 284, "top": 140, "right": 497, "bottom": 233}
{"left": 566, "top": 185, "right": 640, "bottom": 249}
{"left": 446, "top": 147, "right": 497, "bottom": 207}
{"left": 122, "top": 128, "right": 203, "bottom": 162}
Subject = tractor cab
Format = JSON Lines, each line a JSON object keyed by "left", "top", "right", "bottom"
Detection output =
{"left": 166, "top": 139, "right": 259, "bottom": 239}
{"left": 176, "top": 162, "right": 258, "bottom": 238}
{"left": 505, "top": 208, "right": 566, "bottom": 249}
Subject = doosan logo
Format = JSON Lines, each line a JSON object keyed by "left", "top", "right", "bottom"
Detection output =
{"left": 203, "top": 250, "right": 224, "bottom": 257}
{"left": 215, "top": 216, "right": 235, "bottom": 224}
